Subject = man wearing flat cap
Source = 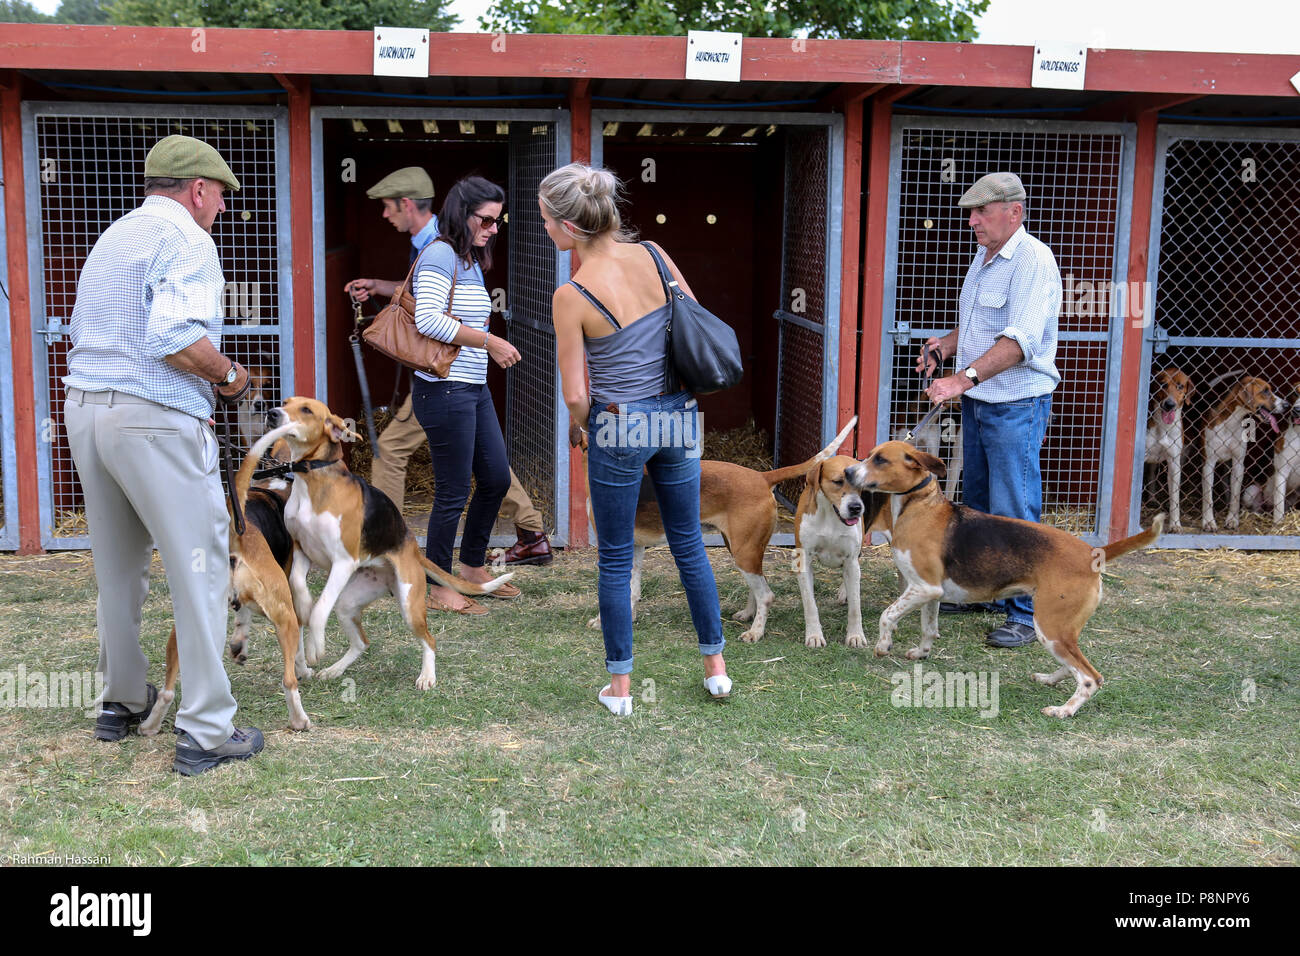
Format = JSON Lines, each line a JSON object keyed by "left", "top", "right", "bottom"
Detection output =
{"left": 345, "top": 167, "right": 553, "bottom": 569}
{"left": 918, "top": 171, "right": 1062, "bottom": 649}
{"left": 63, "top": 134, "right": 263, "bottom": 774}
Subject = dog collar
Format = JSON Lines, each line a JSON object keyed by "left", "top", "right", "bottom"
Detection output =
{"left": 902, "top": 474, "right": 933, "bottom": 495}
{"left": 290, "top": 456, "right": 344, "bottom": 474}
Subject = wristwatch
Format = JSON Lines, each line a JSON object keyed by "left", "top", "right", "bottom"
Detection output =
{"left": 963, "top": 366, "right": 980, "bottom": 387}
{"left": 220, "top": 361, "right": 238, "bottom": 387}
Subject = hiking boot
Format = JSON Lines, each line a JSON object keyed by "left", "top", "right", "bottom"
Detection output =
{"left": 499, "top": 529, "right": 553, "bottom": 566}
{"left": 984, "top": 621, "right": 1039, "bottom": 648}
{"left": 94, "top": 683, "right": 158, "bottom": 742}
{"left": 173, "top": 726, "right": 264, "bottom": 776}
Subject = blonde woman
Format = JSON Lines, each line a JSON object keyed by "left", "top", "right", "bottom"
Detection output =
{"left": 539, "top": 163, "right": 731, "bottom": 715}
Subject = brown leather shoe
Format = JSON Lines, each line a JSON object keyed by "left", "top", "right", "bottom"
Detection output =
{"left": 500, "top": 529, "right": 553, "bottom": 566}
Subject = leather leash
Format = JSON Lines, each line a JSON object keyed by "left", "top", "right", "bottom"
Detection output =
{"left": 349, "top": 292, "right": 382, "bottom": 457}
{"left": 902, "top": 347, "right": 947, "bottom": 446}
{"left": 213, "top": 376, "right": 251, "bottom": 536}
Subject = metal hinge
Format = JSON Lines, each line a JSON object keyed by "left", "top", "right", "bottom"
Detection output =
{"left": 1150, "top": 324, "right": 1169, "bottom": 355}
{"left": 889, "top": 321, "right": 912, "bottom": 347}
{"left": 42, "top": 317, "right": 64, "bottom": 345}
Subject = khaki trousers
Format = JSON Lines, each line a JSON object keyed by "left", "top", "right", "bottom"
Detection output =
{"left": 65, "top": 388, "right": 237, "bottom": 751}
{"left": 369, "top": 392, "right": 544, "bottom": 533}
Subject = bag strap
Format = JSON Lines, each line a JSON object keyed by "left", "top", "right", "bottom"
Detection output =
{"left": 641, "top": 241, "right": 682, "bottom": 307}
{"left": 568, "top": 280, "right": 621, "bottom": 330}
{"left": 640, "top": 241, "right": 681, "bottom": 394}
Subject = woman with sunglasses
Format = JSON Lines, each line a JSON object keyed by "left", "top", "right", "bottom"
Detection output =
{"left": 538, "top": 163, "right": 731, "bottom": 715}
{"left": 412, "top": 175, "right": 522, "bottom": 613}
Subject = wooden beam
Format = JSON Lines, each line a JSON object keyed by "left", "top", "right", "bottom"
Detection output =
{"left": 834, "top": 86, "right": 874, "bottom": 449}
{"left": 276, "top": 74, "right": 316, "bottom": 400}
{"left": 565, "top": 78, "right": 592, "bottom": 548}
{"left": 1108, "top": 105, "right": 1165, "bottom": 543}
{"left": 856, "top": 86, "right": 919, "bottom": 455}
{"left": 2, "top": 73, "right": 41, "bottom": 552}
{"left": 1081, "top": 92, "right": 1204, "bottom": 123}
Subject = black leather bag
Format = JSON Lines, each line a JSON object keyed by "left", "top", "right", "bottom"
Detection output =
{"left": 643, "top": 242, "right": 744, "bottom": 396}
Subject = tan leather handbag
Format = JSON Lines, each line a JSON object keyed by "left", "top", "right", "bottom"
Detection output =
{"left": 362, "top": 238, "right": 462, "bottom": 378}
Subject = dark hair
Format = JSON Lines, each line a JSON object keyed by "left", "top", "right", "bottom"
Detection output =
{"left": 438, "top": 175, "right": 506, "bottom": 271}
{"left": 144, "top": 177, "right": 192, "bottom": 195}
{"left": 410, "top": 196, "right": 434, "bottom": 214}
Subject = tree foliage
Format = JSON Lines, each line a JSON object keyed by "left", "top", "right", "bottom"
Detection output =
{"left": 479, "top": 0, "right": 990, "bottom": 41}
{"left": 0, "top": 0, "right": 460, "bottom": 29}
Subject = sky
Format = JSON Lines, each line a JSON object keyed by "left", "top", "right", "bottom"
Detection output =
{"left": 26, "top": 0, "right": 1300, "bottom": 54}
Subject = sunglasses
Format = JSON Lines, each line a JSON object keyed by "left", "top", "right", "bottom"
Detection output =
{"left": 474, "top": 213, "right": 505, "bottom": 229}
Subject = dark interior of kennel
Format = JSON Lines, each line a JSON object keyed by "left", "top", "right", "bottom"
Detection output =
{"left": 1140, "top": 134, "right": 1300, "bottom": 530}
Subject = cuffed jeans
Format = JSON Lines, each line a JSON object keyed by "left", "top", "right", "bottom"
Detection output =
{"left": 413, "top": 379, "right": 510, "bottom": 571}
{"left": 960, "top": 393, "right": 1053, "bottom": 627}
{"left": 587, "top": 392, "right": 725, "bottom": 674}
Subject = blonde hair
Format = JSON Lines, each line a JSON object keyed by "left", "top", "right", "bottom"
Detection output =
{"left": 538, "top": 163, "right": 637, "bottom": 243}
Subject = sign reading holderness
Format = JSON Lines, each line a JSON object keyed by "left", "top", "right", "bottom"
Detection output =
{"left": 374, "top": 27, "right": 430, "bottom": 78}
{"left": 685, "top": 30, "right": 743, "bottom": 83}
{"left": 1031, "top": 43, "right": 1088, "bottom": 91}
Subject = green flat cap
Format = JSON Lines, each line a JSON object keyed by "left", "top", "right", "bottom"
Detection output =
{"left": 366, "top": 167, "right": 435, "bottom": 200}
{"left": 958, "top": 172, "right": 1026, "bottom": 208}
{"left": 144, "top": 135, "right": 240, "bottom": 191}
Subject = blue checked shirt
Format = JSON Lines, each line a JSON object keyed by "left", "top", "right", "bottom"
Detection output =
{"left": 956, "top": 225, "right": 1062, "bottom": 403}
{"left": 64, "top": 196, "right": 226, "bottom": 419}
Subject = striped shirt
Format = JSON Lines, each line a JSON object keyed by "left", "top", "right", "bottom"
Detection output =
{"left": 413, "top": 239, "right": 493, "bottom": 385}
{"left": 63, "top": 195, "right": 225, "bottom": 420}
{"left": 956, "top": 225, "right": 1062, "bottom": 403}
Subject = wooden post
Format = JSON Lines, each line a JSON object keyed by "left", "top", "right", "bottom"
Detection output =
{"left": 275, "top": 74, "right": 316, "bottom": 399}
{"left": 566, "top": 78, "right": 592, "bottom": 548}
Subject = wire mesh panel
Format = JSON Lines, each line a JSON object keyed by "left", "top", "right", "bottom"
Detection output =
{"left": 880, "top": 118, "right": 1132, "bottom": 539}
{"left": 1136, "top": 128, "right": 1300, "bottom": 548}
{"left": 774, "top": 126, "right": 831, "bottom": 507}
{"left": 505, "top": 120, "right": 563, "bottom": 537}
{"left": 24, "top": 105, "right": 289, "bottom": 548}
{"left": 0, "top": 132, "right": 17, "bottom": 551}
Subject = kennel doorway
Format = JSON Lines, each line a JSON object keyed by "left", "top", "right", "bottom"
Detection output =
{"left": 593, "top": 110, "right": 844, "bottom": 538}
{"left": 22, "top": 103, "right": 293, "bottom": 550}
{"left": 877, "top": 117, "right": 1136, "bottom": 544}
{"left": 1132, "top": 125, "right": 1300, "bottom": 549}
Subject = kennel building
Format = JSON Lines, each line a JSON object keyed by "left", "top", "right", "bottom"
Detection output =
{"left": 0, "top": 28, "right": 1297, "bottom": 553}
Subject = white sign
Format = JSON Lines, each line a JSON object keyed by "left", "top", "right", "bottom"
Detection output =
{"left": 1031, "top": 43, "right": 1087, "bottom": 91}
{"left": 1291, "top": 70, "right": 1300, "bottom": 95}
{"left": 685, "top": 30, "right": 742, "bottom": 83}
{"left": 373, "top": 27, "right": 429, "bottom": 78}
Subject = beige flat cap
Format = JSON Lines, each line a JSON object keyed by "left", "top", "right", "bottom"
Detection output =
{"left": 366, "top": 167, "right": 436, "bottom": 200}
{"left": 958, "top": 172, "right": 1026, "bottom": 208}
{"left": 144, "top": 135, "right": 240, "bottom": 191}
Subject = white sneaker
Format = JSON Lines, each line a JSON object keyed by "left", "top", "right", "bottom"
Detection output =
{"left": 703, "top": 674, "right": 733, "bottom": 699}
{"left": 598, "top": 684, "right": 633, "bottom": 716}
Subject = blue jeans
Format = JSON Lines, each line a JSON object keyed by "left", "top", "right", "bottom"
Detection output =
{"left": 412, "top": 379, "right": 510, "bottom": 571}
{"left": 586, "top": 392, "right": 724, "bottom": 675}
{"left": 961, "top": 393, "right": 1052, "bottom": 626}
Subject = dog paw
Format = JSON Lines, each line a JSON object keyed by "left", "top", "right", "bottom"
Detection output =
{"left": 904, "top": 647, "right": 930, "bottom": 660}
{"left": 732, "top": 608, "right": 755, "bottom": 623}
{"left": 586, "top": 614, "right": 601, "bottom": 630}
{"left": 845, "top": 633, "right": 868, "bottom": 649}
{"left": 804, "top": 633, "right": 827, "bottom": 649}
{"left": 739, "top": 628, "right": 763, "bottom": 643}
{"left": 1169, "top": 521, "right": 1182, "bottom": 534}
{"left": 874, "top": 640, "right": 893, "bottom": 657}
{"left": 137, "top": 690, "right": 174, "bottom": 737}
{"left": 289, "top": 714, "right": 312, "bottom": 732}
{"left": 416, "top": 673, "right": 436, "bottom": 691}
{"left": 229, "top": 639, "right": 247, "bottom": 664}
{"left": 316, "top": 664, "right": 343, "bottom": 681}
{"left": 1202, "top": 517, "right": 1218, "bottom": 533}
{"left": 1041, "top": 704, "right": 1072, "bottom": 719}
{"left": 1031, "top": 672, "right": 1057, "bottom": 686}
{"left": 1224, "top": 514, "right": 1239, "bottom": 531}
{"left": 835, "top": 586, "right": 848, "bottom": 605}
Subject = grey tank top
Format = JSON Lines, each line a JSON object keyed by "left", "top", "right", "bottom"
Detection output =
{"left": 575, "top": 281, "right": 671, "bottom": 406}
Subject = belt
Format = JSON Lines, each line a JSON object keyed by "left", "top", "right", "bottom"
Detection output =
{"left": 67, "top": 387, "right": 161, "bottom": 407}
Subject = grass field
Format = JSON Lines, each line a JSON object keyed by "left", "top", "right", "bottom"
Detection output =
{"left": 1, "top": 544, "right": 1297, "bottom": 866}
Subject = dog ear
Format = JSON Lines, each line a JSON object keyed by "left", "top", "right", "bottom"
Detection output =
{"left": 328, "top": 414, "right": 360, "bottom": 444}
{"left": 905, "top": 450, "right": 947, "bottom": 480}
{"left": 804, "top": 460, "right": 824, "bottom": 493}
{"left": 1183, "top": 375, "right": 1194, "bottom": 398}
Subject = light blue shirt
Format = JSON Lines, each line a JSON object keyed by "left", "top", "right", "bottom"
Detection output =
{"left": 412, "top": 214, "right": 440, "bottom": 256}
{"left": 64, "top": 195, "right": 225, "bottom": 419}
{"left": 956, "top": 225, "right": 1062, "bottom": 403}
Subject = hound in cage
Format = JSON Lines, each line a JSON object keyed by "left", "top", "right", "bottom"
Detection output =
{"left": 1201, "top": 375, "right": 1285, "bottom": 533}
{"left": 1143, "top": 368, "right": 1194, "bottom": 533}
{"left": 1243, "top": 381, "right": 1300, "bottom": 526}
{"left": 234, "top": 352, "right": 278, "bottom": 451}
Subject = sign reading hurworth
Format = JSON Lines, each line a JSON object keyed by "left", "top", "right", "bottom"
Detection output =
{"left": 685, "top": 30, "right": 743, "bottom": 83}
{"left": 373, "top": 27, "right": 430, "bottom": 78}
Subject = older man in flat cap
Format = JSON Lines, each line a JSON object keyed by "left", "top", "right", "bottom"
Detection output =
{"left": 63, "top": 134, "right": 263, "bottom": 774}
{"left": 345, "top": 167, "right": 553, "bottom": 571}
{"left": 918, "top": 171, "right": 1062, "bottom": 648}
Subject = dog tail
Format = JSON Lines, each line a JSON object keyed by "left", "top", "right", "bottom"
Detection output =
{"left": 760, "top": 415, "right": 858, "bottom": 487}
{"left": 237, "top": 422, "right": 299, "bottom": 513}
{"left": 1102, "top": 513, "right": 1166, "bottom": 563}
{"left": 415, "top": 552, "right": 516, "bottom": 597}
